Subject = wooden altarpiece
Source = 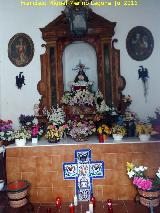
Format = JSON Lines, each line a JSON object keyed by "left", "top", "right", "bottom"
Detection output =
{"left": 37, "top": 10, "right": 126, "bottom": 115}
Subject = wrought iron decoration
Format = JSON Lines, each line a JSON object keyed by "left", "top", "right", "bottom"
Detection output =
{"left": 16, "top": 72, "right": 25, "bottom": 89}
{"left": 138, "top": 66, "right": 149, "bottom": 101}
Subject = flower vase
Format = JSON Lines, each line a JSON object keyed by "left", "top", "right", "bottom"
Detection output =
{"left": 73, "top": 135, "right": 88, "bottom": 142}
{"left": 139, "top": 134, "right": 150, "bottom": 141}
{"left": 138, "top": 189, "right": 160, "bottom": 207}
{"left": 32, "top": 137, "right": 38, "bottom": 144}
{"left": 98, "top": 134, "right": 104, "bottom": 143}
{"left": 112, "top": 134, "right": 123, "bottom": 141}
{"left": 125, "top": 121, "right": 136, "bottom": 137}
{"left": 103, "top": 134, "right": 108, "bottom": 141}
{"left": 15, "top": 138, "right": 26, "bottom": 147}
{"left": 48, "top": 139, "right": 60, "bottom": 143}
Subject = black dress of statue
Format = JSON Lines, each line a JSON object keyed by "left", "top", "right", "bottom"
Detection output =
{"left": 73, "top": 61, "right": 89, "bottom": 83}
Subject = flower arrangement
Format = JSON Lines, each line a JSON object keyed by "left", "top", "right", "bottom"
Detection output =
{"left": 45, "top": 125, "right": 62, "bottom": 142}
{"left": 45, "top": 105, "right": 65, "bottom": 126}
{"left": 13, "top": 128, "right": 31, "bottom": 140}
{"left": 148, "top": 107, "right": 160, "bottom": 134}
{"left": 111, "top": 125, "right": 126, "bottom": 136}
{"left": 0, "top": 120, "right": 14, "bottom": 141}
{"left": 61, "top": 90, "right": 95, "bottom": 106}
{"left": 126, "top": 162, "right": 160, "bottom": 191}
{"left": 31, "top": 124, "right": 44, "bottom": 138}
{"left": 123, "top": 110, "right": 139, "bottom": 122}
{"left": 44, "top": 105, "right": 68, "bottom": 142}
{"left": 95, "top": 90, "right": 117, "bottom": 115}
{"left": 68, "top": 115, "right": 96, "bottom": 141}
{"left": 118, "top": 94, "right": 132, "bottom": 114}
{"left": 19, "top": 114, "right": 36, "bottom": 130}
{"left": 136, "top": 123, "right": 153, "bottom": 135}
{"left": 97, "top": 124, "right": 111, "bottom": 135}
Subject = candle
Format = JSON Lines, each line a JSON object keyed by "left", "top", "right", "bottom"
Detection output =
{"left": 56, "top": 197, "right": 61, "bottom": 209}
{"left": 69, "top": 203, "right": 75, "bottom": 213}
{"left": 74, "top": 194, "right": 78, "bottom": 206}
{"left": 107, "top": 199, "right": 113, "bottom": 213}
{"left": 90, "top": 193, "right": 96, "bottom": 208}
{"left": 89, "top": 202, "right": 93, "bottom": 213}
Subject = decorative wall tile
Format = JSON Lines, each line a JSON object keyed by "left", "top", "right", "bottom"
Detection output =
{"left": 63, "top": 149, "right": 104, "bottom": 201}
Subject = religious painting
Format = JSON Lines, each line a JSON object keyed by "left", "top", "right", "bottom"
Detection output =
{"left": 126, "top": 26, "right": 154, "bottom": 61}
{"left": 8, "top": 33, "right": 34, "bottom": 67}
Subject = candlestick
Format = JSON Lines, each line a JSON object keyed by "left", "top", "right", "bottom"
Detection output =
{"left": 69, "top": 203, "right": 75, "bottom": 213}
{"left": 89, "top": 202, "right": 93, "bottom": 213}
{"left": 56, "top": 197, "right": 62, "bottom": 209}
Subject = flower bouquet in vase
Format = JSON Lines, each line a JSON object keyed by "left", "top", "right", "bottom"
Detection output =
{"left": 126, "top": 162, "right": 160, "bottom": 208}
{"left": 111, "top": 125, "right": 126, "bottom": 141}
{"left": 45, "top": 105, "right": 67, "bottom": 143}
{"left": 97, "top": 124, "right": 111, "bottom": 142}
{"left": 68, "top": 115, "right": 96, "bottom": 142}
{"left": 136, "top": 123, "right": 153, "bottom": 141}
{"left": 31, "top": 124, "right": 44, "bottom": 144}
{"left": 13, "top": 128, "right": 31, "bottom": 146}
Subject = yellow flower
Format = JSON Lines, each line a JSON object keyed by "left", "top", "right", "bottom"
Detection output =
{"left": 97, "top": 127, "right": 102, "bottom": 134}
{"left": 126, "top": 162, "right": 134, "bottom": 172}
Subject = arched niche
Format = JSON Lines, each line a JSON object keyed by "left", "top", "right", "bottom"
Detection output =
{"left": 62, "top": 41, "right": 98, "bottom": 91}
{"left": 37, "top": 11, "right": 126, "bottom": 114}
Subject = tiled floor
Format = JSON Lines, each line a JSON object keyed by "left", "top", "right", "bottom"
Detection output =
{"left": 0, "top": 199, "right": 160, "bottom": 213}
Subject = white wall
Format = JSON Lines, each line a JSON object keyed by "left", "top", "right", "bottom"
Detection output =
{"left": 0, "top": 0, "right": 160, "bottom": 127}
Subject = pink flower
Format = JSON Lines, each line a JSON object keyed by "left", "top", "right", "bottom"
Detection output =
{"left": 133, "top": 177, "right": 152, "bottom": 190}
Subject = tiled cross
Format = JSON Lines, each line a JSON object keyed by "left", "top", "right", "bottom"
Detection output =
{"left": 63, "top": 149, "right": 104, "bottom": 201}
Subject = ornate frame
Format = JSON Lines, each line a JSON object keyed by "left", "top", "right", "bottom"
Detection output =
{"left": 8, "top": 33, "right": 34, "bottom": 67}
{"left": 126, "top": 26, "right": 154, "bottom": 61}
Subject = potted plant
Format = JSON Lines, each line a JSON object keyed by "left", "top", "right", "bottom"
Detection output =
{"left": 123, "top": 110, "right": 138, "bottom": 137}
{"left": 31, "top": 124, "right": 44, "bottom": 144}
{"left": 0, "top": 120, "right": 14, "bottom": 145}
{"left": 126, "top": 162, "right": 160, "bottom": 208}
{"left": 111, "top": 125, "right": 126, "bottom": 141}
{"left": 136, "top": 123, "right": 153, "bottom": 141}
{"left": 13, "top": 128, "right": 31, "bottom": 146}
{"left": 45, "top": 124, "right": 62, "bottom": 143}
{"left": 148, "top": 107, "right": 160, "bottom": 136}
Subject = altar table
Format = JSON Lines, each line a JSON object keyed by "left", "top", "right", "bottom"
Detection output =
{"left": 5, "top": 137, "right": 160, "bottom": 203}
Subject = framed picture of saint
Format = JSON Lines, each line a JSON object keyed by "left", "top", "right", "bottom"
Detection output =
{"left": 8, "top": 33, "right": 34, "bottom": 67}
{"left": 126, "top": 26, "right": 154, "bottom": 61}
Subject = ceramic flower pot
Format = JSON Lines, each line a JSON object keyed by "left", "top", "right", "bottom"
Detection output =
{"left": 15, "top": 139, "right": 26, "bottom": 147}
{"left": 139, "top": 134, "right": 150, "bottom": 141}
{"left": 32, "top": 137, "right": 38, "bottom": 144}
{"left": 112, "top": 134, "right": 123, "bottom": 141}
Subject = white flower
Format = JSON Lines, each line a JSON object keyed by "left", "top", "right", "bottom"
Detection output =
{"left": 127, "top": 170, "right": 135, "bottom": 178}
{"left": 134, "top": 167, "right": 140, "bottom": 172}
{"left": 156, "top": 168, "right": 160, "bottom": 179}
